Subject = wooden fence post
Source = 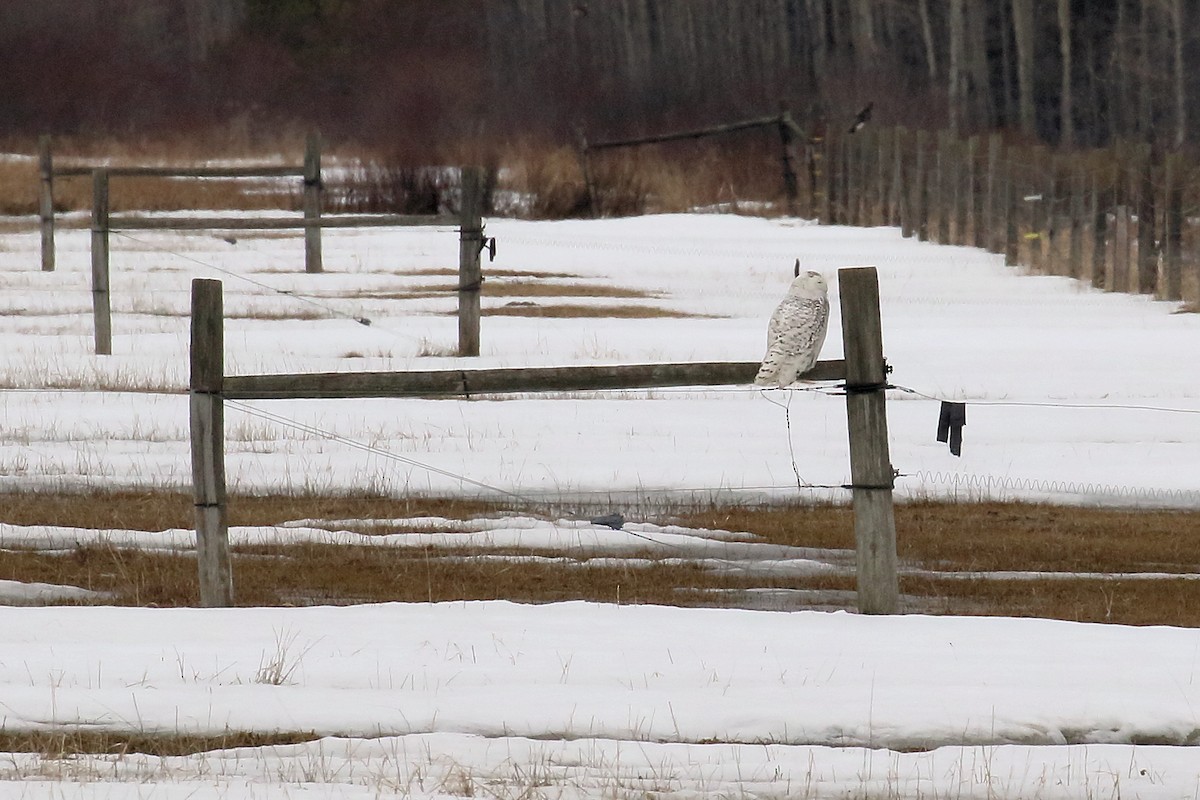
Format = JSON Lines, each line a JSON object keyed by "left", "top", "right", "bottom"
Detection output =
{"left": 820, "top": 132, "right": 835, "bottom": 225}
{"left": 458, "top": 165, "right": 485, "bottom": 357}
{"left": 778, "top": 111, "right": 800, "bottom": 216}
{"left": 1004, "top": 158, "right": 1020, "bottom": 267}
{"left": 190, "top": 278, "right": 233, "bottom": 608}
{"left": 965, "top": 135, "right": 980, "bottom": 247}
{"left": 1090, "top": 176, "right": 1109, "bottom": 289}
{"left": 914, "top": 130, "right": 929, "bottom": 241}
{"left": 38, "top": 135, "right": 55, "bottom": 272}
{"left": 1110, "top": 205, "right": 1131, "bottom": 292}
{"left": 952, "top": 138, "right": 968, "bottom": 245}
{"left": 839, "top": 266, "right": 899, "bottom": 615}
{"left": 1162, "top": 152, "right": 1184, "bottom": 301}
{"left": 303, "top": 132, "right": 323, "bottom": 274}
{"left": 933, "top": 131, "right": 948, "bottom": 243}
{"left": 1068, "top": 168, "right": 1084, "bottom": 279}
{"left": 891, "top": 127, "right": 906, "bottom": 230}
{"left": 1135, "top": 146, "right": 1157, "bottom": 294}
{"left": 90, "top": 169, "right": 112, "bottom": 356}
{"left": 577, "top": 128, "right": 599, "bottom": 218}
{"left": 985, "top": 134, "right": 1002, "bottom": 253}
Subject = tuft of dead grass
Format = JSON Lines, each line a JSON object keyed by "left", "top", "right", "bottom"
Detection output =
{"left": 0, "top": 730, "right": 319, "bottom": 758}
{"left": 481, "top": 303, "right": 703, "bottom": 318}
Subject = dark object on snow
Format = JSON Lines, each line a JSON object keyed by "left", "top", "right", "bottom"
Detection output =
{"left": 937, "top": 401, "right": 967, "bottom": 457}
{"left": 590, "top": 513, "right": 625, "bottom": 530}
{"left": 848, "top": 102, "right": 874, "bottom": 134}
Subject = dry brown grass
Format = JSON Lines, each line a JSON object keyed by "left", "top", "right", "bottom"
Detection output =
{"left": 481, "top": 304, "right": 702, "bottom": 319}
{"left": 351, "top": 281, "right": 657, "bottom": 301}
{"left": 0, "top": 730, "right": 318, "bottom": 758}
{"left": 4, "top": 491, "right": 1200, "bottom": 626}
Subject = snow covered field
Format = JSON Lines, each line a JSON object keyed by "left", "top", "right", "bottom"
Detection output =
{"left": 2, "top": 213, "right": 1200, "bottom": 796}
{"left": 1, "top": 213, "right": 1197, "bottom": 507}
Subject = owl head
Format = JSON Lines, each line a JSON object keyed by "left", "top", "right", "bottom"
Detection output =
{"left": 787, "top": 270, "right": 828, "bottom": 299}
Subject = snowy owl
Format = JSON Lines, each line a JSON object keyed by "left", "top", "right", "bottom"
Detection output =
{"left": 754, "top": 270, "right": 830, "bottom": 387}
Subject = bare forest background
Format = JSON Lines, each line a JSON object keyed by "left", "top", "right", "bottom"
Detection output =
{"left": 1, "top": 0, "right": 1194, "bottom": 153}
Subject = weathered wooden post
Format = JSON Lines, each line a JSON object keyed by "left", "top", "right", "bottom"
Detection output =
{"left": 965, "top": 135, "right": 980, "bottom": 248}
{"left": 90, "top": 169, "right": 112, "bottom": 355}
{"left": 913, "top": 130, "right": 929, "bottom": 241}
{"left": 576, "top": 128, "right": 598, "bottom": 219}
{"left": 820, "top": 131, "right": 835, "bottom": 225}
{"left": 777, "top": 110, "right": 800, "bottom": 216}
{"left": 1070, "top": 165, "right": 1089, "bottom": 278}
{"left": 839, "top": 266, "right": 899, "bottom": 615}
{"left": 984, "top": 134, "right": 1001, "bottom": 253}
{"left": 1110, "top": 205, "right": 1132, "bottom": 292}
{"left": 1004, "top": 158, "right": 1020, "bottom": 267}
{"left": 1090, "top": 175, "right": 1109, "bottom": 289}
{"left": 303, "top": 132, "right": 323, "bottom": 274}
{"left": 933, "top": 131, "right": 948, "bottom": 243}
{"left": 190, "top": 278, "right": 234, "bottom": 607}
{"left": 38, "top": 135, "right": 55, "bottom": 272}
{"left": 1134, "top": 146, "right": 1157, "bottom": 295}
{"left": 1162, "top": 152, "right": 1184, "bottom": 301}
{"left": 890, "top": 127, "right": 906, "bottom": 230}
{"left": 951, "top": 137, "right": 967, "bottom": 244}
{"left": 458, "top": 165, "right": 485, "bottom": 357}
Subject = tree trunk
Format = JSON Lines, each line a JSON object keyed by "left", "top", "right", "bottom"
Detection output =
{"left": 917, "top": 0, "right": 937, "bottom": 81}
{"left": 1057, "top": 0, "right": 1073, "bottom": 148}
{"left": 1170, "top": 0, "right": 1186, "bottom": 147}
{"left": 947, "top": 0, "right": 964, "bottom": 138}
{"left": 1011, "top": 0, "right": 1037, "bottom": 138}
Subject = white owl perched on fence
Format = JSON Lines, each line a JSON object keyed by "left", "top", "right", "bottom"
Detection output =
{"left": 754, "top": 270, "right": 830, "bottom": 387}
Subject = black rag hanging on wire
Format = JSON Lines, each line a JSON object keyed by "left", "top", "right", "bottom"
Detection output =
{"left": 937, "top": 401, "right": 967, "bottom": 457}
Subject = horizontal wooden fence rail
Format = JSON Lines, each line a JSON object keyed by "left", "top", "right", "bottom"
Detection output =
{"left": 190, "top": 267, "right": 898, "bottom": 613}
{"left": 808, "top": 126, "right": 1198, "bottom": 307}
{"left": 223, "top": 360, "right": 848, "bottom": 400}
{"left": 105, "top": 214, "right": 459, "bottom": 231}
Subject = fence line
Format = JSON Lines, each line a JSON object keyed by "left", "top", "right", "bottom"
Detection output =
{"left": 39, "top": 136, "right": 489, "bottom": 358}
{"left": 189, "top": 267, "right": 900, "bottom": 613}
{"left": 809, "top": 126, "right": 1199, "bottom": 306}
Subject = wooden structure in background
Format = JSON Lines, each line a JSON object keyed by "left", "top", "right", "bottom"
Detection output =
{"left": 189, "top": 267, "right": 899, "bottom": 613}
{"left": 38, "top": 137, "right": 486, "bottom": 357}
{"left": 579, "top": 110, "right": 807, "bottom": 217}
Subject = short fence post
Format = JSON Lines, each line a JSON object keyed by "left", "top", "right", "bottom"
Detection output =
{"left": 303, "top": 132, "right": 323, "bottom": 274}
{"left": 1004, "top": 158, "right": 1020, "bottom": 267}
{"left": 966, "top": 135, "right": 981, "bottom": 248}
{"left": 458, "top": 165, "right": 484, "bottom": 357}
{"left": 914, "top": 130, "right": 929, "bottom": 241}
{"left": 577, "top": 128, "right": 598, "bottom": 218}
{"left": 1135, "top": 147, "right": 1157, "bottom": 294}
{"left": 90, "top": 169, "right": 112, "bottom": 355}
{"left": 1162, "top": 152, "right": 1184, "bottom": 301}
{"left": 38, "top": 135, "right": 55, "bottom": 272}
{"left": 839, "top": 266, "right": 899, "bottom": 615}
{"left": 933, "top": 131, "right": 948, "bottom": 243}
{"left": 1110, "top": 205, "right": 1131, "bottom": 292}
{"left": 190, "top": 278, "right": 233, "bottom": 607}
{"left": 1090, "top": 176, "right": 1109, "bottom": 289}
{"left": 820, "top": 132, "right": 835, "bottom": 225}
{"left": 1066, "top": 167, "right": 1084, "bottom": 279}
{"left": 891, "top": 127, "right": 906, "bottom": 231}
{"left": 952, "top": 138, "right": 967, "bottom": 244}
{"left": 777, "top": 111, "right": 800, "bottom": 216}
{"left": 985, "top": 134, "right": 1001, "bottom": 253}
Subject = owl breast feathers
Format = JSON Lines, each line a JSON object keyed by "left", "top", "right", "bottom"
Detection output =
{"left": 754, "top": 271, "right": 830, "bottom": 387}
